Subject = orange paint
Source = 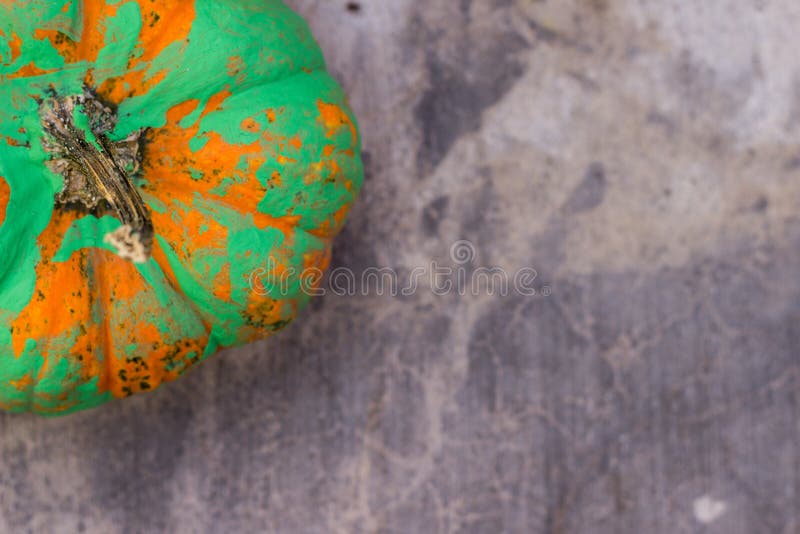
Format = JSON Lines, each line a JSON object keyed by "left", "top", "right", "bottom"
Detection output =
{"left": 0, "top": 177, "right": 9, "bottom": 227}
{"left": 7, "top": 31, "right": 22, "bottom": 64}
{"left": 309, "top": 202, "right": 353, "bottom": 239}
{"left": 144, "top": 91, "right": 298, "bottom": 238}
{"left": 267, "top": 170, "right": 282, "bottom": 188}
{"left": 317, "top": 100, "right": 358, "bottom": 141}
{"left": 28, "top": 0, "right": 196, "bottom": 103}
{"left": 5, "top": 203, "right": 209, "bottom": 401}
{"left": 226, "top": 55, "right": 245, "bottom": 83}
{"left": 135, "top": 92, "right": 300, "bottom": 339}
{"left": 9, "top": 374, "right": 32, "bottom": 391}
{"left": 241, "top": 117, "right": 262, "bottom": 133}
{"left": 9, "top": 211, "right": 93, "bottom": 359}
{"left": 212, "top": 263, "right": 231, "bottom": 302}
{"left": 97, "top": 0, "right": 195, "bottom": 102}
{"left": 34, "top": 1, "right": 122, "bottom": 65}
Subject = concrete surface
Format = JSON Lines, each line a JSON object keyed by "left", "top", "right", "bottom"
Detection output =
{"left": 2, "top": 1, "right": 800, "bottom": 533}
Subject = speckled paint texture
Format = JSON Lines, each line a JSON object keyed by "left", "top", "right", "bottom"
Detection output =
{"left": 0, "top": 0, "right": 362, "bottom": 414}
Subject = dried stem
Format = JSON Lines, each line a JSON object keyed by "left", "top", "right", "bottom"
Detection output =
{"left": 39, "top": 87, "right": 152, "bottom": 263}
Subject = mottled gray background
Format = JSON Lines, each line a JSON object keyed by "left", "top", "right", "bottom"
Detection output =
{"left": 2, "top": 1, "right": 800, "bottom": 533}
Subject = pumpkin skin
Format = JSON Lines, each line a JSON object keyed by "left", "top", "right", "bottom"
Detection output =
{"left": 0, "top": 0, "right": 362, "bottom": 414}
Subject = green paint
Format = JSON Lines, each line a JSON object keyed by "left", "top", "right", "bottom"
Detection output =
{"left": 72, "top": 104, "right": 103, "bottom": 152}
{"left": 0, "top": 0, "right": 363, "bottom": 414}
{"left": 93, "top": 2, "right": 143, "bottom": 86}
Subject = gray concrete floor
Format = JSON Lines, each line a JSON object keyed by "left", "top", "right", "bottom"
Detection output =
{"left": 3, "top": 1, "right": 800, "bottom": 533}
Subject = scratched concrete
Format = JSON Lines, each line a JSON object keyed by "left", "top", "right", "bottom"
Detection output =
{"left": 2, "top": 1, "right": 800, "bottom": 533}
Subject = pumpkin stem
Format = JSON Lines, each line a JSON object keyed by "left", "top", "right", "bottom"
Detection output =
{"left": 39, "top": 87, "right": 153, "bottom": 263}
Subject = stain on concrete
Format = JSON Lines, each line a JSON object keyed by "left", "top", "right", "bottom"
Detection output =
{"left": 563, "top": 162, "right": 607, "bottom": 214}
{"left": 421, "top": 196, "right": 450, "bottom": 236}
{"left": 413, "top": 11, "right": 529, "bottom": 175}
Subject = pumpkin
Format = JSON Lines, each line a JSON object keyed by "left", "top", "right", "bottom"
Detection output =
{"left": 0, "top": 0, "right": 362, "bottom": 414}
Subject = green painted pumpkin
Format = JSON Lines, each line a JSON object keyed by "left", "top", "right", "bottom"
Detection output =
{"left": 0, "top": 0, "right": 362, "bottom": 414}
